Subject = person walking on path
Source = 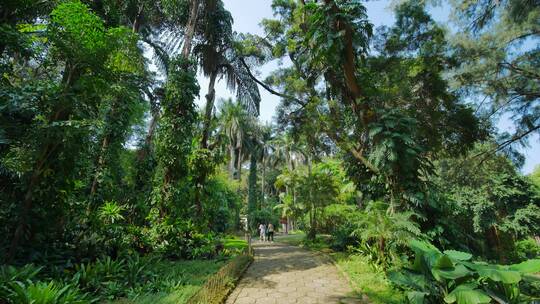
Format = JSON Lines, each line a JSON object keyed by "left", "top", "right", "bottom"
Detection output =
{"left": 267, "top": 223, "right": 274, "bottom": 242}
{"left": 258, "top": 223, "right": 266, "bottom": 242}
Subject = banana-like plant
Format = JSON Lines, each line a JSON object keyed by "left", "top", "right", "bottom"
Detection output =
{"left": 389, "top": 240, "right": 540, "bottom": 304}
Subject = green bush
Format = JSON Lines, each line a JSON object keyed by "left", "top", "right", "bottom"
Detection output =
{"left": 351, "top": 201, "right": 424, "bottom": 270}
{"left": 0, "top": 264, "right": 92, "bottom": 304}
{"left": 149, "top": 219, "right": 217, "bottom": 259}
{"left": 321, "top": 204, "right": 361, "bottom": 251}
{"left": 6, "top": 281, "right": 92, "bottom": 304}
{"left": 388, "top": 240, "right": 540, "bottom": 304}
{"left": 512, "top": 238, "right": 540, "bottom": 262}
{"left": 0, "top": 264, "right": 43, "bottom": 301}
{"left": 72, "top": 256, "right": 129, "bottom": 299}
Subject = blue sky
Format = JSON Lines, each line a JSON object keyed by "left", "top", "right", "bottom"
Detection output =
{"left": 195, "top": 0, "right": 539, "bottom": 174}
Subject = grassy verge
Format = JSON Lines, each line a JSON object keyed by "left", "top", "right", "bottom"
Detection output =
{"left": 113, "top": 237, "right": 249, "bottom": 304}
{"left": 276, "top": 232, "right": 331, "bottom": 251}
{"left": 331, "top": 253, "right": 404, "bottom": 304}
{"left": 112, "top": 259, "right": 226, "bottom": 304}
{"left": 223, "top": 236, "right": 248, "bottom": 252}
{"left": 276, "top": 232, "right": 404, "bottom": 304}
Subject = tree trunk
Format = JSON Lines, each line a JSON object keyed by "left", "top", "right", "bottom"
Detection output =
{"left": 379, "top": 237, "right": 386, "bottom": 256}
{"left": 132, "top": 4, "right": 144, "bottom": 33}
{"left": 236, "top": 145, "right": 243, "bottom": 181}
{"left": 247, "top": 153, "right": 257, "bottom": 214}
{"left": 89, "top": 136, "right": 109, "bottom": 201}
{"left": 158, "top": 0, "right": 200, "bottom": 211}
{"left": 229, "top": 145, "right": 236, "bottom": 179}
{"left": 307, "top": 155, "right": 315, "bottom": 240}
{"left": 308, "top": 203, "right": 316, "bottom": 240}
{"left": 201, "top": 70, "right": 217, "bottom": 148}
{"left": 7, "top": 62, "right": 77, "bottom": 262}
{"left": 181, "top": 0, "right": 200, "bottom": 58}
{"left": 261, "top": 154, "right": 266, "bottom": 208}
{"left": 136, "top": 111, "right": 159, "bottom": 162}
{"left": 6, "top": 167, "right": 42, "bottom": 262}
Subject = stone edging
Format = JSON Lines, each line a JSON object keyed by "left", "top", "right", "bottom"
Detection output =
{"left": 187, "top": 253, "right": 254, "bottom": 304}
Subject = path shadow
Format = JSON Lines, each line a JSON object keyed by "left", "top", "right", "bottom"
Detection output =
{"left": 241, "top": 242, "right": 334, "bottom": 279}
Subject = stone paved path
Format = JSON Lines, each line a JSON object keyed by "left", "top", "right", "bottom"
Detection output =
{"left": 225, "top": 240, "right": 360, "bottom": 304}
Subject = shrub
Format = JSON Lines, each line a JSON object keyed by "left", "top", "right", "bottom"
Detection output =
{"left": 321, "top": 204, "right": 361, "bottom": 250}
{"left": 511, "top": 238, "right": 540, "bottom": 262}
{"left": 72, "top": 256, "right": 127, "bottom": 299}
{"left": 70, "top": 254, "right": 162, "bottom": 300}
{"left": 388, "top": 240, "right": 540, "bottom": 304}
{"left": 352, "top": 201, "right": 424, "bottom": 270}
{"left": 0, "top": 265, "right": 92, "bottom": 304}
{"left": 149, "top": 219, "right": 217, "bottom": 259}
{"left": 0, "top": 264, "right": 42, "bottom": 299}
{"left": 6, "top": 281, "right": 92, "bottom": 304}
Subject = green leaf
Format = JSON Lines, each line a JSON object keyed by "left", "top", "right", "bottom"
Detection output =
{"left": 432, "top": 264, "right": 472, "bottom": 281}
{"left": 435, "top": 255, "right": 454, "bottom": 269}
{"left": 388, "top": 270, "right": 427, "bottom": 290}
{"left": 407, "top": 291, "right": 428, "bottom": 304}
{"left": 509, "top": 259, "right": 540, "bottom": 274}
{"left": 477, "top": 268, "right": 521, "bottom": 284}
{"left": 410, "top": 240, "right": 440, "bottom": 254}
{"left": 444, "top": 284, "right": 491, "bottom": 304}
{"left": 444, "top": 250, "right": 473, "bottom": 261}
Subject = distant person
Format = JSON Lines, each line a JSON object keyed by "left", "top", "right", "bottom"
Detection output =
{"left": 267, "top": 223, "right": 274, "bottom": 242}
{"left": 258, "top": 223, "right": 266, "bottom": 242}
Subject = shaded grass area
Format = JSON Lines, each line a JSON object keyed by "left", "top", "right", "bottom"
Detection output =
{"left": 223, "top": 236, "right": 248, "bottom": 251}
{"left": 111, "top": 259, "right": 225, "bottom": 304}
{"left": 331, "top": 253, "right": 405, "bottom": 304}
{"left": 276, "top": 232, "right": 331, "bottom": 251}
{"left": 112, "top": 237, "right": 248, "bottom": 304}
{"left": 277, "top": 232, "right": 404, "bottom": 304}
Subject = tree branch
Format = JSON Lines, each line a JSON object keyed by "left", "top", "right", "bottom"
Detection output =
{"left": 474, "top": 123, "right": 540, "bottom": 164}
{"left": 239, "top": 57, "right": 306, "bottom": 106}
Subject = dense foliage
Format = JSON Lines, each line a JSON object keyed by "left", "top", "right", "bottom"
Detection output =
{"left": 1, "top": 0, "right": 539, "bottom": 303}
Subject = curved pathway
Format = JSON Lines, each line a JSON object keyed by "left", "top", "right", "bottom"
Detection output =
{"left": 226, "top": 240, "right": 361, "bottom": 304}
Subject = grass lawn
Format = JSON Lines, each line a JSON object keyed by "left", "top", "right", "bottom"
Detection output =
{"left": 113, "top": 237, "right": 248, "bottom": 304}
{"left": 223, "top": 235, "right": 248, "bottom": 252}
{"left": 111, "top": 259, "right": 225, "bottom": 304}
{"left": 331, "top": 253, "right": 405, "bottom": 304}
{"left": 277, "top": 231, "right": 404, "bottom": 304}
{"left": 276, "top": 231, "right": 332, "bottom": 251}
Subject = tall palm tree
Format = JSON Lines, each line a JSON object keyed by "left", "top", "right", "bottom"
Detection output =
{"left": 218, "top": 99, "right": 249, "bottom": 180}
{"left": 258, "top": 124, "right": 274, "bottom": 207}
{"left": 243, "top": 119, "right": 270, "bottom": 214}
{"left": 194, "top": 12, "right": 262, "bottom": 149}
{"left": 271, "top": 133, "right": 308, "bottom": 180}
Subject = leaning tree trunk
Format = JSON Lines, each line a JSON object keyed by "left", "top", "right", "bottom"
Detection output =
{"left": 181, "top": 0, "right": 200, "bottom": 58}
{"left": 7, "top": 156, "right": 48, "bottom": 262}
{"left": 136, "top": 111, "right": 159, "bottom": 163}
{"left": 6, "top": 63, "right": 78, "bottom": 262}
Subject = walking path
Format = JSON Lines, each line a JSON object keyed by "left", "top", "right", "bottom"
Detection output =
{"left": 226, "top": 239, "right": 361, "bottom": 304}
